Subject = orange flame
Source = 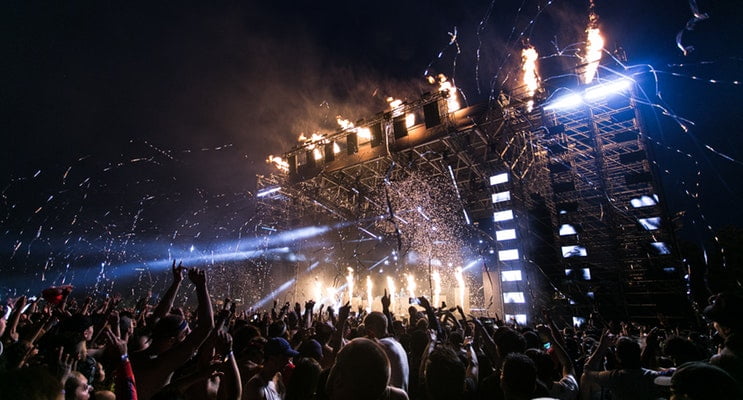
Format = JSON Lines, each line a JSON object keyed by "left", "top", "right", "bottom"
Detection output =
{"left": 429, "top": 74, "right": 460, "bottom": 112}
{"left": 267, "top": 155, "right": 289, "bottom": 172}
{"left": 521, "top": 46, "right": 539, "bottom": 111}
{"left": 337, "top": 116, "right": 372, "bottom": 140}
{"left": 582, "top": 9, "right": 604, "bottom": 84}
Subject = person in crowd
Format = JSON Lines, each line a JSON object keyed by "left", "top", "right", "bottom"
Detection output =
{"left": 130, "top": 264, "right": 214, "bottom": 399}
{"left": 325, "top": 337, "right": 408, "bottom": 400}
{"left": 704, "top": 290, "right": 743, "bottom": 385}
{"left": 666, "top": 361, "right": 741, "bottom": 400}
{"left": 364, "top": 311, "right": 410, "bottom": 392}
{"left": 581, "top": 331, "right": 664, "bottom": 400}
{"left": 284, "top": 357, "right": 322, "bottom": 400}
{"left": 245, "top": 337, "right": 299, "bottom": 400}
{"left": 500, "top": 353, "right": 538, "bottom": 400}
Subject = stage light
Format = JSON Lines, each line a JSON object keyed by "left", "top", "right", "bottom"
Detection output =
{"left": 630, "top": 195, "right": 658, "bottom": 208}
{"left": 638, "top": 217, "right": 661, "bottom": 230}
{"left": 495, "top": 229, "right": 517, "bottom": 241}
{"left": 505, "top": 314, "right": 527, "bottom": 325}
{"left": 543, "top": 93, "right": 582, "bottom": 111}
{"left": 493, "top": 210, "right": 514, "bottom": 222}
{"left": 492, "top": 190, "right": 511, "bottom": 203}
{"left": 501, "top": 270, "right": 522, "bottom": 281}
{"left": 559, "top": 224, "right": 577, "bottom": 236}
{"left": 257, "top": 186, "right": 281, "bottom": 197}
{"left": 561, "top": 245, "right": 587, "bottom": 258}
{"left": 498, "top": 249, "right": 519, "bottom": 261}
{"left": 489, "top": 172, "right": 509, "bottom": 185}
{"left": 503, "top": 292, "right": 526, "bottom": 304}
{"left": 583, "top": 78, "right": 632, "bottom": 101}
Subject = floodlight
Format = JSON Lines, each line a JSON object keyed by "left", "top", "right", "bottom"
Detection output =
{"left": 583, "top": 78, "right": 632, "bottom": 101}
{"left": 505, "top": 314, "right": 527, "bottom": 325}
{"left": 490, "top": 172, "right": 509, "bottom": 185}
{"left": 543, "top": 93, "right": 582, "bottom": 111}
{"left": 559, "top": 224, "right": 577, "bottom": 236}
{"left": 501, "top": 270, "right": 522, "bottom": 281}
{"left": 492, "top": 190, "right": 511, "bottom": 203}
{"left": 638, "top": 217, "right": 661, "bottom": 231}
{"left": 503, "top": 292, "right": 526, "bottom": 303}
{"left": 496, "top": 229, "right": 517, "bottom": 241}
{"left": 499, "top": 249, "right": 520, "bottom": 261}
{"left": 493, "top": 210, "right": 514, "bottom": 222}
{"left": 562, "top": 245, "right": 588, "bottom": 258}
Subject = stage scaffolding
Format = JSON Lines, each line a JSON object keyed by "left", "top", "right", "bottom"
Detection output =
{"left": 257, "top": 78, "right": 687, "bottom": 323}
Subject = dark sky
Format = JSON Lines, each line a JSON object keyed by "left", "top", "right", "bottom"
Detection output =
{"left": 1, "top": 0, "right": 741, "bottom": 293}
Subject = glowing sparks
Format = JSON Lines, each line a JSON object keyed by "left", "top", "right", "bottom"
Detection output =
{"left": 432, "top": 270, "right": 441, "bottom": 308}
{"left": 346, "top": 267, "right": 354, "bottom": 305}
{"left": 455, "top": 267, "right": 465, "bottom": 308}
{"left": 386, "top": 275, "right": 396, "bottom": 313}
{"left": 521, "top": 46, "right": 539, "bottom": 112}
{"left": 405, "top": 273, "right": 416, "bottom": 298}
{"left": 582, "top": 6, "right": 604, "bottom": 84}
{"left": 428, "top": 74, "right": 460, "bottom": 113}
{"left": 267, "top": 155, "right": 289, "bottom": 173}
{"left": 313, "top": 279, "right": 323, "bottom": 303}
{"left": 366, "top": 275, "right": 373, "bottom": 312}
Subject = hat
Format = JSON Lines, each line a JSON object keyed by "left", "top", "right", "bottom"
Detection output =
{"left": 298, "top": 339, "right": 323, "bottom": 360}
{"left": 703, "top": 291, "right": 743, "bottom": 329}
{"left": 264, "top": 337, "right": 299, "bottom": 357}
{"left": 656, "top": 362, "right": 740, "bottom": 400}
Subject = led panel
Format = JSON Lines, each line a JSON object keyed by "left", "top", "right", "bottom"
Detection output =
{"left": 492, "top": 190, "right": 511, "bottom": 203}
{"left": 489, "top": 173, "right": 509, "bottom": 185}
{"left": 639, "top": 217, "right": 661, "bottom": 231}
{"left": 559, "top": 224, "right": 577, "bottom": 236}
{"left": 501, "top": 270, "right": 522, "bottom": 282}
{"left": 505, "top": 314, "right": 527, "bottom": 325}
{"left": 493, "top": 210, "right": 514, "bottom": 222}
{"left": 630, "top": 195, "right": 658, "bottom": 208}
{"left": 496, "top": 229, "right": 517, "bottom": 241}
{"left": 651, "top": 242, "right": 671, "bottom": 255}
{"left": 503, "top": 292, "right": 526, "bottom": 303}
{"left": 499, "top": 249, "right": 520, "bottom": 261}
{"left": 562, "top": 245, "right": 588, "bottom": 258}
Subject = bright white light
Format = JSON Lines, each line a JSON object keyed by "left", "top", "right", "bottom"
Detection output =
{"left": 490, "top": 173, "right": 509, "bottom": 185}
{"left": 257, "top": 186, "right": 281, "bottom": 197}
{"left": 496, "top": 229, "right": 517, "bottom": 241}
{"left": 505, "top": 314, "right": 527, "bottom": 325}
{"left": 562, "top": 245, "right": 588, "bottom": 257}
{"left": 492, "top": 190, "right": 511, "bottom": 204}
{"left": 583, "top": 79, "right": 632, "bottom": 101}
{"left": 565, "top": 268, "right": 592, "bottom": 280}
{"left": 504, "top": 292, "right": 525, "bottom": 303}
{"left": 639, "top": 217, "right": 661, "bottom": 231}
{"left": 501, "top": 270, "right": 522, "bottom": 282}
{"left": 651, "top": 242, "right": 671, "bottom": 255}
{"left": 573, "top": 317, "right": 586, "bottom": 327}
{"left": 543, "top": 93, "right": 582, "bottom": 111}
{"left": 559, "top": 224, "right": 577, "bottom": 236}
{"left": 493, "top": 210, "right": 514, "bottom": 222}
{"left": 630, "top": 195, "right": 658, "bottom": 208}
{"left": 499, "top": 249, "right": 520, "bottom": 261}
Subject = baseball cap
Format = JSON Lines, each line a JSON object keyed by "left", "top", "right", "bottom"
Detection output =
{"left": 264, "top": 337, "right": 300, "bottom": 357}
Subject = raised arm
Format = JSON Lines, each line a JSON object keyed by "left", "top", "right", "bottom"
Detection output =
{"left": 151, "top": 260, "right": 185, "bottom": 322}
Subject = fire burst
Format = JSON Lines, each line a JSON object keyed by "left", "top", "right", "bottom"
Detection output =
{"left": 432, "top": 269, "right": 441, "bottom": 308}
{"left": 455, "top": 267, "right": 465, "bottom": 309}
{"left": 337, "top": 116, "right": 372, "bottom": 141}
{"left": 582, "top": 3, "right": 604, "bottom": 84}
{"left": 428, "top": 74, "right": 460, "bottom": 113}
{"left": 406, "top": 273, "right": 416, "bottom": 298}
{"left": 346, "top": 267, "right": 354, "bottom": 305}
{"left": 366, "top": 275, "right": 373, "bottom": 312}
{"left": 521, "top": 46, "right": 539, "bottom": 111}
{"left": 267, "top": 155, "right": 289, "bottom": 172}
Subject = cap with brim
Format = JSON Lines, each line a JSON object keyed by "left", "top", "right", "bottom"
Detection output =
{"left": 265, "top": 337, "right": 300, "bottom": 357}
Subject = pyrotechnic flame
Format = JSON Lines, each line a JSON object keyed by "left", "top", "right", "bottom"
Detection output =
{"left": 432, "top": 270, "right": 441, "bottom": 308}
{"left": 455, "top": 267, "right": 465, "bottom": 308}
{"left": 346, "top": 267, "right": 354, "bottom": 305}
{"left": 386, "top": 276, "right": 396, "bottom": 313}
{"left": 429, "top": 74, "right": 460, "bottom": 113}
{"left": 387, "top": 97, "right": 403, "bottom": 109}
{"left": 313, "top": 279, "right": 323, "bottom": 303}
{"left": 337, "top": 116, "right": 372, "bottom": 140}
{"left": 267, "top": 155, "right": 289, "bottom": 173}
{"left": 366, "top": 275, "right": 373, "bottom": 312}
{"left": 521, "top": 46, "right": 539, "bottom": 112}
{"left": 406, "top": 273, "right": 416, "bottom": 298}
{"left": 582, "top": 8, "right": 604, "bottom": 84}
{"left": 406, "top": 113, "right": 415, "bottom": 128}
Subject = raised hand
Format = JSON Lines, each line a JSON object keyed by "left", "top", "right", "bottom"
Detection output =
{"left": 381, "top": 289, "right": 391, "bottom": 309}
{"left": 172, "top": 260, "right": 185, "bottom": 283}
{"left": 338, "top": 301, "right": 351, "bottom": 322}
{"left": 188, "top": 268, "right": 207, "bottom": 287}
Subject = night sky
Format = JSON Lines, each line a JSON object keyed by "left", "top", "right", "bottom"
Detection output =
{"left": 1, "top": 1, "right": 741, "bottom": 296}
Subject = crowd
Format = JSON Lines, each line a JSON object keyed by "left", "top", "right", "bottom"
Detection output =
{"left": 0, "top": 261, "right": 741, "bottom": 400}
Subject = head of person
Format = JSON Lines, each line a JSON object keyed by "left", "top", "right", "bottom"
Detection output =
{"left": 285, "top": 357, "right": 322, "bottom": 400}
{"left": 493, "top": 326, "right": 527, "bottom": 356}
{"left": 525, "top": 348, "right": 556, "bottom": 382}
{"left": 704, "top": 291, "right": 743, "bottom": 339}
{"left": 65, "top": 371, "right": 93, "bottom": 400}
{"left": 298, "top": 339, "right": 323, "bottom": 362}
{"left": 615, "top": 336, "right": 642, "bottom": 369}
{"left": 363, "top": 312, "right": 388, "bottom": 339}
{"left": 264, "top": 337, "right": 299, "bottom": 373}
{"left": 669, "top": 362, "right": 741, "bottom": 400}
{"left": 150, "top": 314, "right": 190, "bottom": 349}
{"left": 0, "top": 366, "right": 63, "bottom": 400}
{"left": 425, "top": 346, "right": 466, "bottom": 400}
{"left": 60, "top": 314, "right": 94, "bottom": 344}
{"left": 501, "top": 353, "right": 537, "bottom": 400}
{"left": 326, "top": 338, "right": 391, "bottom": 400}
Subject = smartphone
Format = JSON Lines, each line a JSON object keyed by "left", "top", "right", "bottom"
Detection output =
{"left": 543, "top": 342, "right": 551, "bottom": 350}
{"left": 409, "top": 297, "right": 420, "bottom": 305}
